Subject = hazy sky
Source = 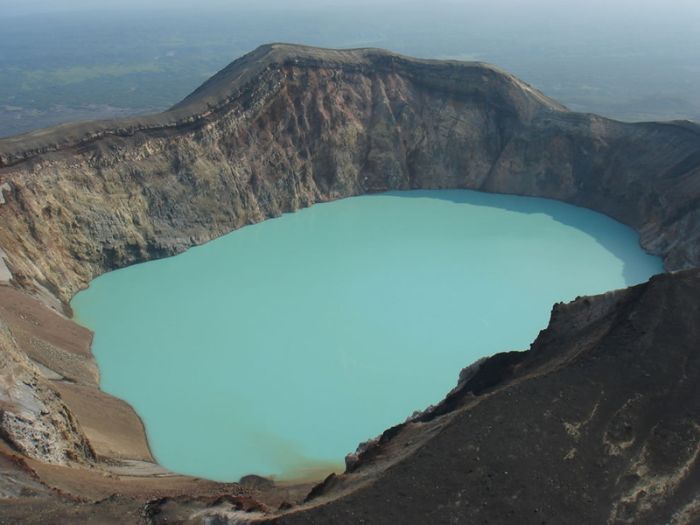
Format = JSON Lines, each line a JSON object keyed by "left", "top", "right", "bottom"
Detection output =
{"left": 0, "top": 0, "right": 698, "bottom": 134}
{"left": 3, "top": 0, "right": 699, "bottom": 45}
{"left": 2, "top": 0, "right": 699, "bottom": 41}
{"left": 3, "top": 0, "right": 700, "bottom": 14}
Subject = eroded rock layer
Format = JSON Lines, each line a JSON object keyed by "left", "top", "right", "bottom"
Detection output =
{"left": 0, "top": 44, "right": 699, "bottom": 306}
{"left": 0, "top": 44, "right": 698, "bottom": 524}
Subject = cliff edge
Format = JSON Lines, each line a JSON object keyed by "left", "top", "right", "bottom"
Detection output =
{"left": 1, "top": 44, "right": 699, "bottom": 306}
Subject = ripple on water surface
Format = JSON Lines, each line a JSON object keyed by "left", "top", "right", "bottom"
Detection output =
{"left": 71, "top": 190, "right": 663, "bottom": 481}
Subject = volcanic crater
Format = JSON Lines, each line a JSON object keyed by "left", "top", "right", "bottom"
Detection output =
{"left": 0, "top": 44, "right": 699, "bottom": 524}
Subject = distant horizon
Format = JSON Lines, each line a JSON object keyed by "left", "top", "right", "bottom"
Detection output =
{"left": 1, "top": 0, "right": 698, "bottom": 136}
{"left": 3, "top": 0, "right": 700, "bottom": 15}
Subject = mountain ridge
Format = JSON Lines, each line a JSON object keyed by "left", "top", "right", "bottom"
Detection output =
{"left": 1, "top": 44, "right": 699, "bottom": 305}
{"left": 0, "top": 43, "right": 568, "bottom": 169}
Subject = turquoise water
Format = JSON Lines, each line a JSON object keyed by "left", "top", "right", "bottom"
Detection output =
{"left": 71, "top": 190, "right": 663, "bottom": 481}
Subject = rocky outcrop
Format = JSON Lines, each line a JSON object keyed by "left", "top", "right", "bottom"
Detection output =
{"left": 0, "top": 44, "right": 698, "bottom": 523}
{"left": 0, "top": 44, "right": 699, "bottom": 307}
{"left": 0, "top": 320, "right": 94, "bottom": 466}
{"left": 269, "top": 269, "right": 700, "bottom": 525}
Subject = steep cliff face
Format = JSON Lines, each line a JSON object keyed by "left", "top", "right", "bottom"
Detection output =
{"left": 0, "top": 44, "right": 699, "bottom": 307}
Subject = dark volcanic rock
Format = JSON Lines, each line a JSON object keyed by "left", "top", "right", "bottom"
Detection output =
{"left": 269, "top": 270, "right": 700, "bottom": 525}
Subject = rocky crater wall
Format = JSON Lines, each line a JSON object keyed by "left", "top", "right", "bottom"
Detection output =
{"left": 0, "top": 44, "right": 698, "bottom": 309}
{"left": 0, "top": 44, "right": 699, "bottom": 524}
